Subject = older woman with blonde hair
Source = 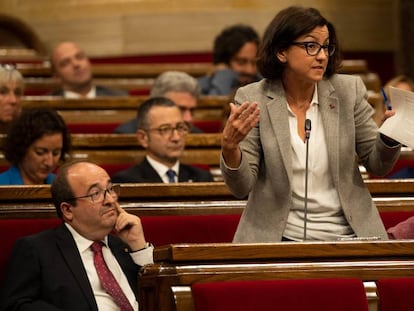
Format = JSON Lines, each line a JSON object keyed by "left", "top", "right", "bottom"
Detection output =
{"left": 0, "top": 65, "right": 24, "bottom": 133}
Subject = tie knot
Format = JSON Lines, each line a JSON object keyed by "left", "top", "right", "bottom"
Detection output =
{"left": 90, "top": 241, "right": 104, "bottom": 253}
{"left": 166, "top": 169, "right": 176, "bottom": 183}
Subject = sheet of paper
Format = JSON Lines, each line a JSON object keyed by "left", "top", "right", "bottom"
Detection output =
{"left": 379, "top": 86, "right": 414, "bottom": 148}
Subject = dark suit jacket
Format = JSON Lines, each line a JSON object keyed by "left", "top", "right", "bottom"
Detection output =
{"left": 49, "top": 85, "right": 128, "bottom": 97}
{"left": 111, "top": 157, "right": 214, "bottom": 183}
{"left": 0, "top": 224, "right": 141, "bottom": 311}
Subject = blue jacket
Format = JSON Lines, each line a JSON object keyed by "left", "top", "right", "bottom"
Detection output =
{"left": 0, "top": 166, "right": 55, "bottom": 185}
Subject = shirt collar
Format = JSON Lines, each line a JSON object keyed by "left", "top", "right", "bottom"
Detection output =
{"left": 64, "top": 85, "right": 96, "bottom": 98}
{"left": 64, "top": 222, "right": 109, "bottom": 253}
{"left": 146, "top": 155, "right": 179, "bottom": 180}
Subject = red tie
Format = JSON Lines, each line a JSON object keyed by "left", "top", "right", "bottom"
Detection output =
{"left": 90, "top": 241, "right": 134, "bottom": 311}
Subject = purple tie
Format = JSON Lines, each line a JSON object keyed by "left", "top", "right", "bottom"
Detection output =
{"left": 90, "top": 241, "right": 134, "bottom": 311}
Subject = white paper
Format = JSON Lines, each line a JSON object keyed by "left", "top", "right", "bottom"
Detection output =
{"left": 379, "top": 86, "right": 414, "bottom": 148}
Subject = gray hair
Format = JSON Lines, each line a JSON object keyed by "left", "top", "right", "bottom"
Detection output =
{"left": 150, "top": 71, "right": 200, "bottom": 99}
{"left": 0, "top": 66, "right": 24, "bottom": 89}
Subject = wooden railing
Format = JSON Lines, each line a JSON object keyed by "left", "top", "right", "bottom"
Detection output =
{"left": 139, "top": 241, "right": 414, "bottom": 311}
{"left": 19, "top": 59, "right": 382, "bottom": 95}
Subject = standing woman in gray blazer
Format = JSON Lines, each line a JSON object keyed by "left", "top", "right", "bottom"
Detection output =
{"left": 221, "top": 6, "right": 401, "bottom": 243}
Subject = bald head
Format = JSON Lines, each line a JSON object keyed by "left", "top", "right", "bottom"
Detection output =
{"left": 51, "top": 42, "right": 93, "bottom": 94}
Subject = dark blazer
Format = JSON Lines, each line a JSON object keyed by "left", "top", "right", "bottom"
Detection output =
{"left": 49, "top": 85, "right": 128, "bottom": 97}
{"left": 0, "top": 224, "right": 140, "bottom": 311}
{"left": 111, "top": 157, "right": 214, "bottom": 183}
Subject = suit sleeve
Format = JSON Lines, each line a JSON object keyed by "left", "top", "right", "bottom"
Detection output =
{"left": 0, "top": 239, "right": 64, "bottom": 311}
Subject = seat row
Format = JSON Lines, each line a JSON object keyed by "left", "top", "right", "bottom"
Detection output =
{"left": 173, "top": 277, "right": 414, "bottom": 311}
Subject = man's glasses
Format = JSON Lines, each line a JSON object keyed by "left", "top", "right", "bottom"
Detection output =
{"left": 68, "top": 184, "right": 120, "bottom": 203}
{"left": 291, "top": 41, "right": 336, "bottom": 57}
{"left": 147, "top": 122, "right": 189, "bottom": 137}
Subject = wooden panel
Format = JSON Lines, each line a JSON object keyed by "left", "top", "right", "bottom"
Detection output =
{"left": 139, "top": 241, "right": 414, "bottom": 311}
{"left": 0, "top": 180, "right": 414, "bottom": 219}
{"left": 0, "top": 1, "right": 394, "bottom": 56}
{"left": 171, "top": 283, "right": 379, "bottom": 311}
{"left": 18, "top": 60, "right": 366, "bottom": 78}
{"left": 18, "top": 63, "right": 213, "bottom": 78}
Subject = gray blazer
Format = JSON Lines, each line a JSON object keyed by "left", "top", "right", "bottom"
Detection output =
{"left": 221, "top": 74, "right": 401, "bottom": 243}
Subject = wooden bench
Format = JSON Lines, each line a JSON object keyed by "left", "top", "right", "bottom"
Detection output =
{"left": 18, "top": 59, "right": 369, "bottom": 78}
{"left": 19, "top": 91, "right": 383, "bottom": 134}
{"left": 138, "top": 241, "right": 414, "bottom": 311}
{"left": 20, "top": 59, "right": 382, "bottom": 95}
{"left": 171, "top": 282, "right": 377, "bottom": 311}
{"left": 0, "top": 133, "right": 223, "bottom": 178}
{"left": 1, "top": 180, "right": 414, "bottom": 216}
{"left": 20, "top": 96, "right": 228, "bottom": 133}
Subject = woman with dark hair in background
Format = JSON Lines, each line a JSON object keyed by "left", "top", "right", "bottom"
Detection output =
{"left": 0, "top": 108, "right": 71, "bottom": 184}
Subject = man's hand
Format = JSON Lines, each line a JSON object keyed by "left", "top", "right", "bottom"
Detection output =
{"left": 114, "top": 203, "right": 147, "bottom": 251}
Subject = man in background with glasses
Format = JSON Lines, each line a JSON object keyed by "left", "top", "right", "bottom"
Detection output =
{"left": 112, "top": 97, "right": 214, "bottom": 183}
{"left": 1, "top": 160, "right": 153, "bottom": 311}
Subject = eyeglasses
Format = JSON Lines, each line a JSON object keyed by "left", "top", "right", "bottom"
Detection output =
{"left": 291, "top": 41, "right": 336, "bottom": 56}
{"left": 68, "top": 184, "right": 120, "bottom": 203}
{"left": 147, "top": 123, "right": 189, "bottom": 137}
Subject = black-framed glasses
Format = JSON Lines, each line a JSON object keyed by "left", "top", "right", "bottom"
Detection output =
{"left": 147, "top": 122, "right": 189, "bottom": 137}
{"left": 291, "top": 41, "right": 336, "bottom": 56}
{"left": 68, "top": 184, "right": 120, "bottom": 203}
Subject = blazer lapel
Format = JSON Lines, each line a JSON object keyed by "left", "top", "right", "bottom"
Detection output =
{"left": 265, "top": 81, "right": 293, "bottom": 183}
{"left": 318, "top": 79, "right": 340, "bottom": 186}
{"left": 141, "top": 158, "right": 164, "bottom": 182}
{"left": 55, "top": 224, "right": 98, "bottom": 311}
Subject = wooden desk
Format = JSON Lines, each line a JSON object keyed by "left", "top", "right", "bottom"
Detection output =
{"left": 1, "top": 180, "right": 414, "bottom": 219}
{"left": 20, "top": 96, "right": 229, "bottom": 123}
{"left": 18, "top": 59, "right": 368, "bottom": 78}
{"left": 139, "top": 241, "right": 414, "bottom": 311}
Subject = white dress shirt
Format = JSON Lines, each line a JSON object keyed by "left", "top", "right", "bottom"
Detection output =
{"left": 64, "top": 85, "right": 97, "bottom": 98}
{"left": 146, "top": 155, "right": 180, "bottom": 183}
{"left": 283, "top": 86, "right": 355, "bottom": 241}
{"left": 65, "top": 223, "right": 154, "bottom": 311}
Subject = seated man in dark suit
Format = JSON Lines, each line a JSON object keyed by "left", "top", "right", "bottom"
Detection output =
{"left": 112, "top": 97, "right": 214, "bottom": 183}
{"left": 50, "top": 41, "right": 128, "bottom": 98}
{"left": 114, "top": 70, "right": 203, "bottom": 134}
{"left": 0, "top": 161, "right": 153, "bottom": 311}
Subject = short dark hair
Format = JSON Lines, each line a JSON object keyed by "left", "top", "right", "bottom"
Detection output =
{"left": 51, "top": 161, "right": 78, "bottom": 217}
{"left": 213, "top": 24, "right": 260, "bottom": 65}
{"left": 136, "top": 97, "right": 178, "bottom": 130}
{"left": 257, "top": 6, "right": 342, "bottom": 80}
{"left": 3, "top": 108, "right": 71, "bottom": 166}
